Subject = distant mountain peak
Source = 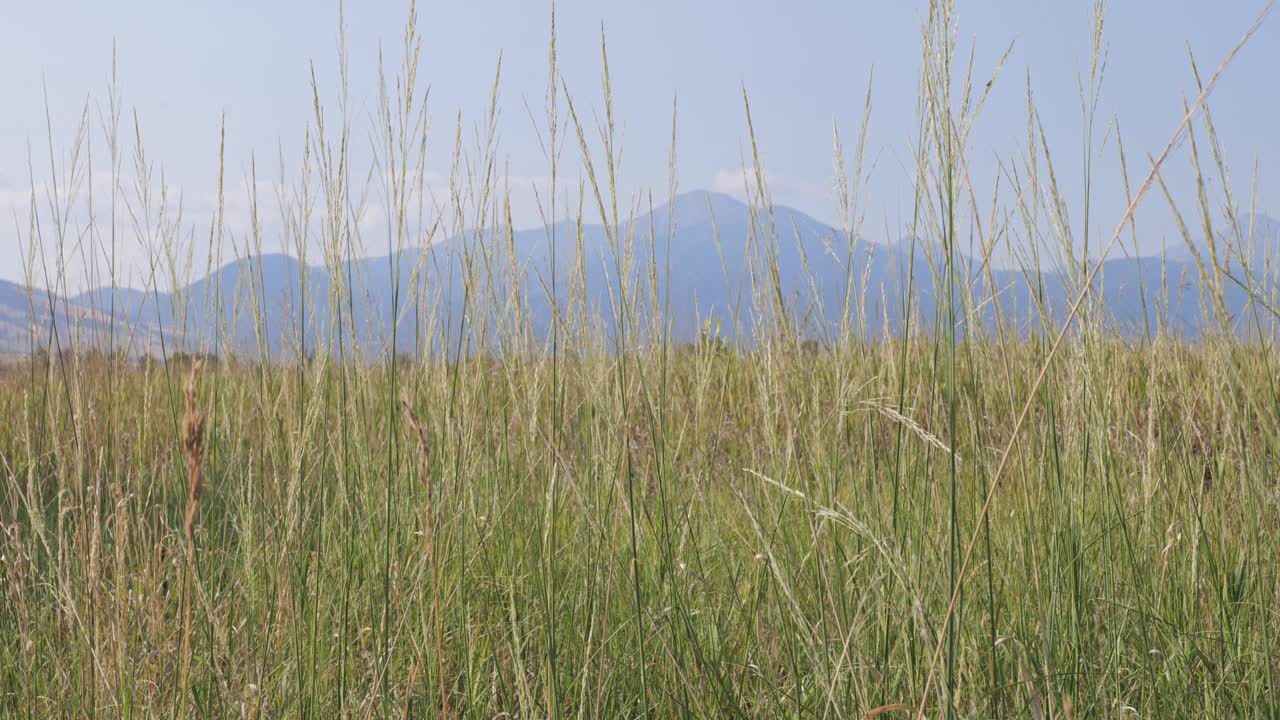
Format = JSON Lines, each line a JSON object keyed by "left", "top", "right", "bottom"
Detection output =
{"left": 671, "top": 189, "right": 747, "bottom": 215}
{"left": 654, "top": 190, "right": 832, "bottom": 234}
{"left": 644, "top": 190, "right": 749, "bottom": 231}
{"left": 1, "top": 190, "right": 1274, "bottom": 358}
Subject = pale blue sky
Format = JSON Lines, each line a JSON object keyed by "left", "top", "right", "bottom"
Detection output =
{"left": 1, "top": 1, "right": 1276, "bottom": 287}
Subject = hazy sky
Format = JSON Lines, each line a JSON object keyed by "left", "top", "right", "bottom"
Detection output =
{"left": 1, "top": 1, "right": 1276, "bottom": 288}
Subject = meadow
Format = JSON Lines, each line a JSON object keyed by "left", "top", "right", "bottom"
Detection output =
{"left": 2, "top": 1, "right": 1279, "bottom": 717}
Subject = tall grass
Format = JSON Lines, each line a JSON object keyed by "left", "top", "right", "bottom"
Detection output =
{"left": 2, "top": 1, "right": 1279, "bottom": 717}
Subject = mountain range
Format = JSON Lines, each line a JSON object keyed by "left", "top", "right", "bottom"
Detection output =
{"left": 2, "top": 191, "right": 1277, "bottom": 361}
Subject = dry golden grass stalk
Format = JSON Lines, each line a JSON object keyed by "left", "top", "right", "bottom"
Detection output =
{"left": 401, "top": 393, "right": 451, "bottom": 718}
{"left": 865, "top": 704, "right": 913, "bottom": 718}
{"left": 178, "top": 360, "right": 206, "bottom": 716}
{"left": 857, "top": 401, "right": 961, "bottom": 466}
{"left": 401, "top": 394, "right": 434, "bottom": 536}
{"left": 401, "top": 396, "right": 430, "bottom": 475}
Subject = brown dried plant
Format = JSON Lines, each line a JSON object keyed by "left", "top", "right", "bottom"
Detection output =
{"left": 182, "top": 361, "right": 207, "bottom": 547}
{"left": 178, "top": 360, "right": 207, "bottom": 716}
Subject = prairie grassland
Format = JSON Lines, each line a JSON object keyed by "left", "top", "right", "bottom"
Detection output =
{"left": 3, "top": 339, "right": 1280, "bottom": 718}
{"left": 2, "top": 1, "right": 1280, "bottom": 718}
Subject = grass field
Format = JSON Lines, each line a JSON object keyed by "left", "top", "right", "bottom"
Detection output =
{"left": 3, "top": 1, "right": 1280, "bottom": 717}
